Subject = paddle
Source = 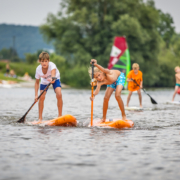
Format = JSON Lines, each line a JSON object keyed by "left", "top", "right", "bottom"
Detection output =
{"left": 17, "top": 77, "right": 57, "bottom": 123}
{"left": 91, "top": 62, "right": 94, "bottom": 126}
{"left": 131, "top": 78, "right": 157, "bottom": 104}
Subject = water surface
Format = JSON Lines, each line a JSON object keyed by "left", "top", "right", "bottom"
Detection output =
{"left": 0, "top": 88, "right": 180, "bottom": 180}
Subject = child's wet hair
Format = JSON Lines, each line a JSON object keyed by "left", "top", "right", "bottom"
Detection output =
{"left": 88, "top": 66, "right": 102, "bottom": 86}
{"left": 39, "top": 52, "right": 50, "bottom": 61}
{"left": 88, "top": 66, "right": 102, "bottom": 77}
{"left": 132, "top": 63, "right": 139, "bottom": 69}
{"left": 174, "top": 66, "right": 180, "bottom": 72}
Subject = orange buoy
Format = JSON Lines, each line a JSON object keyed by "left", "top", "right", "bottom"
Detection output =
{"left": 177, "top": 88, "right": 180, "bottom": 95}
{"left": 93, "top": 119, "right": 134, "bottom": 129}
{"left": 30, "top": 114, "right": 77, "bottom": 126}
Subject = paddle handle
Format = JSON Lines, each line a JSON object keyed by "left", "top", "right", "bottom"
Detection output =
{"left": 91, "top": 62, "right": 94, "bottom": 126}
{"left": 131, "top": 78, "right": 146, "bottom": 93}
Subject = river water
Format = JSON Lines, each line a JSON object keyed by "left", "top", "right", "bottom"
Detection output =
{"left": 0, "top": 87, "right": 180, "bottom": 180}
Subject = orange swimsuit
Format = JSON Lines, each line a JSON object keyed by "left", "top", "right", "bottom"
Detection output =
{"left": 127, "top": 70, "right": 143, "bottom": 91}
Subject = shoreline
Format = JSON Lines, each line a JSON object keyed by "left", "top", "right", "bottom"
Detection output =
{"left": 0, "top": 79, "right": 71, "bottom": 89}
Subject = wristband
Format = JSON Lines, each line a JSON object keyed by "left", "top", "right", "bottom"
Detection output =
{"left": 52, "top": 77, "right": 57, "bottom": 81}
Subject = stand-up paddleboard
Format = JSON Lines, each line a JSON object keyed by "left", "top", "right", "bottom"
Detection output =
{"left": 29, "top": 114, "right": 77, "bottom": 126}
{"left": 92, "top": 119, "right": 134, "bottom": 129}
{"left": 125, "top": 106, "right": 143, "bottom": 111}
{"left": 166, "top": 101, "right": 180, "bottom": 105}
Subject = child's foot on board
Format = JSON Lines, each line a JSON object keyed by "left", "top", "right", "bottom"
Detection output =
{"left": 140, "top": 105, "right": 143, "bottom": 108}
{"left": 122, "top": 116, "right": 127, "bottom": 121}
{"left": 100, "top": 118, "right": 106, "bottom": 123}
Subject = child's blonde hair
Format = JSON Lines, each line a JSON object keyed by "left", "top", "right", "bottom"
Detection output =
{"left": 132, "top": 63, "right": 139, "bottom": 69}
{"left": 88, "top": 66, "right": 102, "bottom": 86}
{"left": 39, "top": 52, "right": 50, "bottom": 61}
{"left": 174, "top": 66, "right": 180, "bottom": 72}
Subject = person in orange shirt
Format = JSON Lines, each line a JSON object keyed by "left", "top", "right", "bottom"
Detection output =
{"left": 126, "top": 63, "right": 143, "bottom": 107}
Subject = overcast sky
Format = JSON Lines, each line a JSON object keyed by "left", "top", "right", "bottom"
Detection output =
{"left": 0, "top": 0, "right": 179, "bottom": 32}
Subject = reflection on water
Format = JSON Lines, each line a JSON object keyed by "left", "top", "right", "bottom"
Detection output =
{"left": 0, "top": 88, "right": 180, "bottom": 180}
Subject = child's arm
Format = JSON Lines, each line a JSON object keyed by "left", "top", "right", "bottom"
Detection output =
{"left": 175, "top": 74, "right": 180, "bottom": 81}
{"left": 126, "top": 78, "right": 133, "bottom": 82}
{"left": 35, "top": 79, "right": 40, "bottom": 102}
{"left": 140, "top": 80, "right": 143, "bottom": 88}
{"left": 91, "top": 59, "right": 111, "bottom": 74}
{"left": 51, "top": 69, "right": 56, "bottom": 83}
{"left": 90, "top": 82, "right": 103, "bottom": 101}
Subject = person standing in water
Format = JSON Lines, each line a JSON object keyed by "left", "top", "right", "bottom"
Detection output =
{"left": 35, "top": 52, "right": 63, "bottom": 121}
{"left": 172, "top": 66, "right": 180, "bottom": 101}
{"left": 126, "top": 63, "right": 143, "bottom": 108}
{"left": 6, "top": 63, "right": 10, "bottom": 76}
{"left": 88, "top": 59, "right": 127, "bottom": 122}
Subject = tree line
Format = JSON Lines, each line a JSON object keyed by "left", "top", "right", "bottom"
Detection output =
{"left": 1, "top": 0, "right": 180, "bottom": 88}
{"left": 39, "top": 0, "right": 180, "bottom": 87}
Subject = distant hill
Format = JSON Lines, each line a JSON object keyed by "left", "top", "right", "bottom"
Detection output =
{"left": 0, "top": 24, "right": 54, "bottom": 58}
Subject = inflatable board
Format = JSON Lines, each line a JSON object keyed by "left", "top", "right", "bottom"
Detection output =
{"left": 166, "top": 101, "right": 180, "bottom": 105}
{"left": 30, "top": 114, "right": 77, "bottom": 126}
{"left": 125, "top": 106, "right": 143, "bottom": 111}
{"left": 92, "top": 119, "right": 134, "bottom": 129}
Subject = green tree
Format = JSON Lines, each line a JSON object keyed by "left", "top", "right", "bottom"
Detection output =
{"left": 0, "top": 47, "right": 22, "bottom": 62}
{"left": 157, "top": 10, "right": 175, "bottom": 48}
{"left": 40, "top": 0, "right": 176, "bottom": 87}
{"left": 25, "top": 53, "right": 38, "bottom": 64}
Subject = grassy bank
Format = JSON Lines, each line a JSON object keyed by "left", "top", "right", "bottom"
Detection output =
{"left": 0, "top": 73, "right": 24, "bottom": 82}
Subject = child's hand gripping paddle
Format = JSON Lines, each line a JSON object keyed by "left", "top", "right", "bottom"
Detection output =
{"left": 17, "top": 77, "right": 57, "bottom": 123}
{"left": 91, "top": 62, "right": 94, "bottom": 126}
{"left": 131, "top": 78, "right": 157, "bottom": 104}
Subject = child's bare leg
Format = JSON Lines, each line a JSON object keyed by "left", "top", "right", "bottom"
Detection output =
{"left": 137, "top": 89, "right": 142, "bottom": 107}
{"left": 55, "top": 87, "right": 63, "bottom": 116}
{"left": 115, "top": 85, "right": 126, "bottom": 120}
{"left": 126, "top": 91, "right": 133, "bottom": 107}
{"left": 38, "top": 91, "right": 46, "bottom": 121}
{"left": 172, "top": 86, "right": 178, "bottom": 101}
{"left": 101, "top": 87, "right": 114, "bottom": 122}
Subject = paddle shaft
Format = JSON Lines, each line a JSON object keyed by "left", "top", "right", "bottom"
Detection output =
{"left": 91, "top": 62, "right": 94, "bottom": 126}
{"left": 25, "top": 82, "right": 51, "bottom": 116}
{"left": 17, "top": 78, "right": 56, "bottom": 123}
{"left": 131, "top": 79, "right": 157, "bottom": 104}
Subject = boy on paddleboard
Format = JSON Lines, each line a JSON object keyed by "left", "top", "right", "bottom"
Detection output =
{"left": 89, "top": 59, "right": 127, "bottom": 122}
{"left": 172, "top": 66, "right": 180, "bottom": 101}
{"left": 126, "top": 63, "right": 143, "bottom": 107}
{"left": 35, "top": 52, "right": 63, "bottom": 121}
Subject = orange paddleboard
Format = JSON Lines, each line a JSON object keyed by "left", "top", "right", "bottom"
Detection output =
{"left": 30, "top": 114, "right": 77, "bottom": 127}
{"left": 93, "top": 119, "right": 134, "bottom": 129}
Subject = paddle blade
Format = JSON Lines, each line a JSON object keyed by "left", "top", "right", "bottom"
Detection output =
{"left": 17, "top": 115, "right": 26, "bottom": 123}
{"left": 150, "top": 97, "right": 158, "bottom": 104}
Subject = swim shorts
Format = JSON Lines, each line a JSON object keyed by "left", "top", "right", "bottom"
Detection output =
{"left": 40, "top": 79, "right": 61, "bottom": 91}
{"left": 107, "top": 73, "right": 125, "bottom": 89}
{"left": 176, "top": 83, "right": 180, "bottom": 87}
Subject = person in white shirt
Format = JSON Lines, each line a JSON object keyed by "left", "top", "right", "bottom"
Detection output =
{"left": 35, "top": 52, "right": 63, "bottom": 121}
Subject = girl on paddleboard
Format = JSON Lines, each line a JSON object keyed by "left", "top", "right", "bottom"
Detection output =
{"left": 34, "top": 52, "right": 63, "bottom": 121}
{"left": 88, "top": 59, "right": 127, "bottom": 122}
